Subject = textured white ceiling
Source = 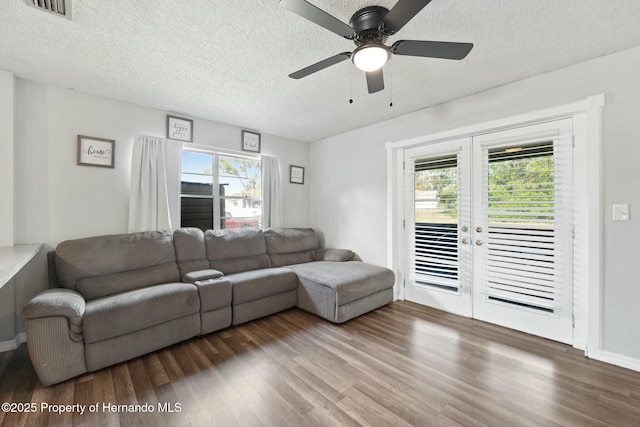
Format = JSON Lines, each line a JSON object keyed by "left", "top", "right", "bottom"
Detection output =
{"left": 1, "top": 1, "right": 640, "bottom": 142}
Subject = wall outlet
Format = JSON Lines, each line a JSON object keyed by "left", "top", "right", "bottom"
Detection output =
{"left": 613, "top": 204, "right": 630, "bottom": 221}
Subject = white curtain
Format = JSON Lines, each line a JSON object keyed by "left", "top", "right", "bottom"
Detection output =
{"left": 128, "top": 134, "right": 181, "bottom": 233}
{"left": 262, "top": 155, "right": 283, "bottom": 228}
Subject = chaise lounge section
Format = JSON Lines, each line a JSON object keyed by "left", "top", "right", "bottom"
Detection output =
{"left": 22, "top": 227, "right": 395, "bottom": 386}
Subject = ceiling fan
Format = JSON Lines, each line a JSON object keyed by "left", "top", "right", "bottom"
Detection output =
{"left": 281, "top": 0, "right": 473, "bottom": 94}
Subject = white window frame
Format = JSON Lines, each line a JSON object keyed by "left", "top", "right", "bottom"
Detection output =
{"left": 180, "top": 144, "right": 262, "bottom": 230}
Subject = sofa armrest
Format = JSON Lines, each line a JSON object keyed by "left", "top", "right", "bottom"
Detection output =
{"left": 21, "top": 289, "right": 88, "bottom": 385}
{"left": 22, "top": 288, "right": 85, "bottom": 321}
{"left": 22, "top": 288, "right": 85, "bottom": 344}
{"left": 182, "top": 269, "right": 224, "bottom": 283}
{"left": 315, "top": 248, "right": 355, "bottom": 262}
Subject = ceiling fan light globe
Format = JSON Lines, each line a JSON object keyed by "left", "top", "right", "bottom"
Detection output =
{"left": 352, "top": 44, "right": 390, "bottom": 72}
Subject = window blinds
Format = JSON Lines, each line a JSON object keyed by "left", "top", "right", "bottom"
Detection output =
{"left": 480, "top": 138, "right": 571, "bottom": 312}
{"left": 407, "top": 151, "right": 462, "bottom": 292}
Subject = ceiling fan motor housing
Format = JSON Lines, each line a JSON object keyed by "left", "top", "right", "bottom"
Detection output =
{"left": 349, "top": 6, "right": 389, "bottom": 45}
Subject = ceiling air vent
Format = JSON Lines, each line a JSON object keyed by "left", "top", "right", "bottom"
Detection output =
{"left": 26, "top": 0, "right": 71, "bottom": 19}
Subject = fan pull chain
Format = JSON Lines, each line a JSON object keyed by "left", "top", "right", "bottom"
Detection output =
{"left": 349, "top": 66, "right": 354, "bottom": 104}
{"left": 389, "top": 63, "right": 393, "bottom": 107}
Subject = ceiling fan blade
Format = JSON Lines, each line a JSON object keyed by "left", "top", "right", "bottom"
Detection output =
{"left": 381, "top": 0, "right": 432, "bottom": 35}
{"left": 391, "top": 40, "right": 473, "bottom": 60}
{"left": 280, "top": 0, "right": 355, "bottom": 39}
{"left": 366, "top": 69, "right": 384, "bottom": 94}
{"left": 289, "top": 52, "right": 352, "bottom": 79}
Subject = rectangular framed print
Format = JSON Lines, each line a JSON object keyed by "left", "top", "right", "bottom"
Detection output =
{"left": 289, "top": 165, "right": 305, "bottom": 184}
{"left": 77, "top": 135, "right": 115, "bottom": 168}
{"left": 242, "top": 130, "right": 261, "bottom": 153}
{"left": 167, "top": 115, "right": 193, "bottom": 142}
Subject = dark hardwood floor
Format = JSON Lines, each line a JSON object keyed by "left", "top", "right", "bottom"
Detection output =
{"left": 1, "top": 301, "right": 640, "bottom": 426}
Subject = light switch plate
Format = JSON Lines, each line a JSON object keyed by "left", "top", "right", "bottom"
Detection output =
{"left": 613, "top": 204, "right": 630, "bottom": 221}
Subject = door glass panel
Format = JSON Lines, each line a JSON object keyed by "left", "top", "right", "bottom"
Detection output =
{"left": 485, "top": 142, "right": 557, "bottom": 312}
{"left": 413, "top": 154, "right": 459, "bottom": 292}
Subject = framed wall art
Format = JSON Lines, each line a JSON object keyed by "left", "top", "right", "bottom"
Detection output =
{"left": 242, "top": 130, "right": 261, "bottom": 153}
{"left": 289, "top": 165, "right": 305, "bottom": 184}
{"left": 167, "top": 115, "right": 193, "bottom": 142}
{"left": 77, "top": 135, "right": 115, "bottom": 168}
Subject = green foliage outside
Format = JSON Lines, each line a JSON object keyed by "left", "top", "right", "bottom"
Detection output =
{"left": 415, "top": 167, "right": 458, "bottom": 218}
{"left": 219, "top": 157, "right": 261, "bottom": 197}
{"left": 415, "top": 154, "right": 554, "bottom": 222}
{"left": 487, "top": 155, "right": 554, "bottom": 222}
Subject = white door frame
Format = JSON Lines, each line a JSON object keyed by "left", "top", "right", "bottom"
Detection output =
{"left": 386, "top": 94, "right": 604, "bottom": 353}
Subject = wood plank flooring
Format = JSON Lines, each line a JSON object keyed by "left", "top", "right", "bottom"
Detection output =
{"left": 1, "top": 301, "right": 640, "bottom": 426}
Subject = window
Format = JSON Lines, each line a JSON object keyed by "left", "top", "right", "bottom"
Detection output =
{"left": 180, "top": 149, "right": 262, "bottom": 231}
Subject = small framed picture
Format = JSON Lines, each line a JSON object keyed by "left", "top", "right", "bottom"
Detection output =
{"left": 167, "top": 115, "right": 193, "bottom": 142}
{"left": 77, "top": 135, "right": 115, "bottom": 168}
{"left": 242, "top": 130, "right": 261, "bottom": 153}
{"left": 289, "top": 165, "right": 305, "bottom": 184}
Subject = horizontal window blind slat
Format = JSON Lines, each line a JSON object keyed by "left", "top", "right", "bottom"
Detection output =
{"left": 487, "top": 283, "right": 556, "bottom": 301}
{"left": 412, "top": 255, "right": 458, "bottom": 266}
{"left": 487, "top": 256, "right": 555, "bottom": 270}
{"left": 488, "top": 240, "right": 556, "bottom": 251}
{"left": 484, "top": 288, "right": 558, "bottom": 310}
{"left": 487, "top": 271, "right": 555, "bottom": 289}
{"left": 488, "top": 232, "right": 555, "bottom": 242}
{"left": 487, "top": 264, "right": 554, "bottom": 278}
{"left": 488, "top": 251, "right": 554, "bottom": 263}
{"left": 411, "top": 273, "right": 460, "bottom": 287}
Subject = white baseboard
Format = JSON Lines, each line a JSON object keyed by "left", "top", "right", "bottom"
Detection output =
{"left": 0, "top": 333, "right": 26, "bottom": 353}
{"left": 589, "top": 349, "right": 640, "bottom": 372}
{"left": 573, "top": 338, "right": 587, "bottom": 352}
{"left": 0, "top": 338, "right": 17, "bottom": 353}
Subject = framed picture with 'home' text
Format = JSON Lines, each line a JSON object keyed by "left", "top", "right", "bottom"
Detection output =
{"left": 77, "top": 135, "right": 115, "bottom": 168}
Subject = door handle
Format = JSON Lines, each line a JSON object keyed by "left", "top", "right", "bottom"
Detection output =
{"left": 461, "top": 238, "right": 470, "bottom": 245}
{"left": 476, "top": 226, "right": 483, "bottom": 233}
{"left": 475, "top": 239, "right": 484, "bottom": 246}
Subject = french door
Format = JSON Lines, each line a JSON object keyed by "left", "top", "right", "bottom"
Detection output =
{"left": 405, "top": 119, "right": 574, "bottom": 343}
{"left": 404, "top": 137, "right": 473, "bottom": 317}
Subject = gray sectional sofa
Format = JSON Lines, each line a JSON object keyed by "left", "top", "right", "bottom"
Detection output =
{"left": 21, "top": 227, "right": 395, "bottom": 386}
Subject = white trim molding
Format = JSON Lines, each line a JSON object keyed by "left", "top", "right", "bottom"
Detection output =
{"left": 588, "top": 350, "right": 640, "bottom": 373}
{"left": 0, "top": 333, "right": 26, "bottom": 353}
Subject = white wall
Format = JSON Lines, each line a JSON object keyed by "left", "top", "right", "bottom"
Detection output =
{"left": 0, "top": 70, "right": 14, "bottom": 246}
{"left": 13, "top": 79, "right": 310, "bottom": 247}
{"left": 310, "top": 45, "right": 640, "bottom": 360}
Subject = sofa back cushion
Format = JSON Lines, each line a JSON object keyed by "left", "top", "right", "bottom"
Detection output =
{"left": 55, "top": 231, "right": 180, "bottom": 300}
{"left": 264, "top": 228, "right": 318, "bottom": 267}
{"left": 173, "top": 228, "right": 209, "bottom": 276}
{"left": 205, "top": 228, "right": 270, "bottom": 274}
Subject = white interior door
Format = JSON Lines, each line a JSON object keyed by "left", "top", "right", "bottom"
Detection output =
{"left": 404, "top": 138, "right": 472, "bottom": 317}
{"left": 471, "top": 119, "right": 574, "bottom": 344}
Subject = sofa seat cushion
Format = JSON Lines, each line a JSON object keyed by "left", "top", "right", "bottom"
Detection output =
{"left": 228, "top": 268, "right": 298, "bottom": 305}
{"left": 285, "top": 261, "right": 395, "bottom": 306}
{"left": 83, "top": 283, "right": 199, "bottom": 344}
